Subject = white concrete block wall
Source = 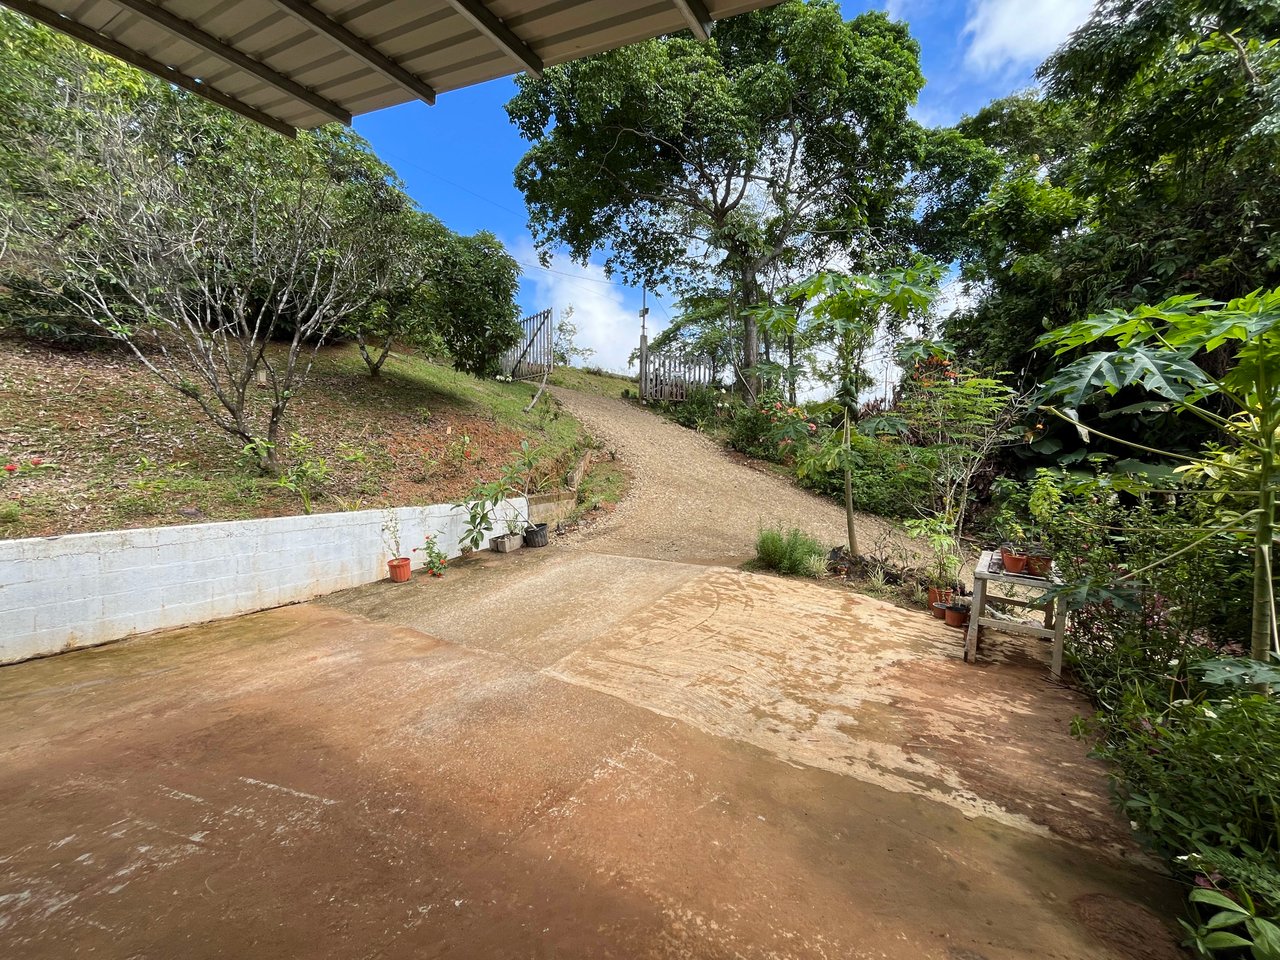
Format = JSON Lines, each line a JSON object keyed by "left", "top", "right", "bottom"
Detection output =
{"left": 0, "top": 499, "right": 526, "bottom": 665}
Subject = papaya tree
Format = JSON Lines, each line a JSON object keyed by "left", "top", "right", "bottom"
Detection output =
{"left": 758, "top": 260, "right": 941, "bottom": 556}
{"left": 1038, "top": 289, "right": 1280, "bottom": 663}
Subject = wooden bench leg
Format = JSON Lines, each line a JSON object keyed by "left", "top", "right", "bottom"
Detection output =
{"left": 964, "top": 578, "right": 986, "bottom": 663}
{"left": 1050, "top": 599, "right": 1066, "bottom": 679}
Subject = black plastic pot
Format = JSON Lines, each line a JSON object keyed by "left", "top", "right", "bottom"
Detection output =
{"left": 523, "top": 522, "right": 549, "bottom": 548}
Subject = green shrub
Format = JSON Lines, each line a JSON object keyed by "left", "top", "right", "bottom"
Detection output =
{"left": 1094, "top": 692, "right": 1280, "bottom": 910}
{"left": 666, "top": 387, "right": 725, "bottom": 432}
{"left": 728, "top": 399, "right": 784, "bottom": 461}
{"left": 1031, "top": 471, "right": 1277, "bottom": 925}
{"left": 793, "top": 432, "right": 933, "bottom": 520}
{"left": 756, "top": 526, "right": 825, "bottom": 577}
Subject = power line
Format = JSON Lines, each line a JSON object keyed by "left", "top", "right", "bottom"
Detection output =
{"left": 514, "top": 259, "right": 629, "bottom": 287}
{"left": 378, "top": 148, "right": 528, "bottom": 218}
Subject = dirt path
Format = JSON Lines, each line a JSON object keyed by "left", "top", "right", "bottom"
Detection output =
{"left": 0, "top": 386, "right": 1181, "bottom": 959}
{"left": 552, "top": 387, "right": 913, "bottom": 565}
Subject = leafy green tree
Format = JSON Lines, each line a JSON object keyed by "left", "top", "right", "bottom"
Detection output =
{"left": 943, "top": 1, "right": 1280, "bottom": 388}
{"left": 506, "top": 0, "right": 927, "bottom": 394}
{"left": 422, "top": 230, "right": 522, "bottom": 378}
{"left": 348, "top": 209, "right": 450, "bottom": 377}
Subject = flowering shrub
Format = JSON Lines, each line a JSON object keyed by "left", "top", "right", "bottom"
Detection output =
{"left": 413, "top": 535, "right": 448, "bottom": 577}
{"left": 727, "top": 394, "right": 817, "bottom": 462}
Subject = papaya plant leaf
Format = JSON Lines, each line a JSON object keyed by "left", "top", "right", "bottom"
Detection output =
{"left": 1112, "top": 345, "right": 1211, "bottom": 400}
{"left": 1035, "top": 577, "right": 1144, "bottom": 612}
{"left": 1040, "top": 352, "right": 1121, "bottom": 408}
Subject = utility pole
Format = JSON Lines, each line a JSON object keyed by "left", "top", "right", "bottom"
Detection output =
{"left": 638, "top": 285, "right": 650, "bottom": 399}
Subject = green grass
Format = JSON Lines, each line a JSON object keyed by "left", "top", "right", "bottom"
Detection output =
{"left": 0, "top": 340, "right": 593, "bottom": 539}
{"left": 364, "top": 351, "right": 586, "bottom": 466}
{"left": 572, "top": 459, "right": 628, "bottom": 517}
{"left": 549, "top": 365, "right": 637, "bottom": 397}
{"left": 755, "top": 526, "right": 826, "bottom": 577}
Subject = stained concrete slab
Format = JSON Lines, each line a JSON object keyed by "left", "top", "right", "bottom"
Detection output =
{"left": 0, "top": 551, "right": 1182, "bottom": 959}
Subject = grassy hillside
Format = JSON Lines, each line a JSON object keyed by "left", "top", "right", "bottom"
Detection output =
{"left": 0, "top": 340, "right": 617, "bottom": 539}
{"left": 548, "top": 365, "right": 636, "bottom": 397}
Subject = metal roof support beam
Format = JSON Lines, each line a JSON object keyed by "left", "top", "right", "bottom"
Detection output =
{"left": 107, "top": 0, "right": 350, "bottom": 124}
{"left": 1, "top": 0, "right": 296, "bottom": 136}
{"left": 671, "top": 0, "right": 712, "bottom": 41}
{"left": 266, "top": 0, "right": 436, "bottom": 106}
{"left": 444, "top": 0, "right": 542, "bottom": 78}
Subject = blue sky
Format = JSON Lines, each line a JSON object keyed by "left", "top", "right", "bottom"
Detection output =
{"left": 353, "top": 0, "right": 1091, "bottom": 373}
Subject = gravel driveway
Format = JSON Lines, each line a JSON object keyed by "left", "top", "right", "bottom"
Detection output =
{"left": 552, "top": 387, "right": 916, "bottom": 565}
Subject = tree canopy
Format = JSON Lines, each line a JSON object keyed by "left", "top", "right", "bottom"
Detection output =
{"left": 0, "top": 8, "right": 524, "bottom": 465}
{"left": 944, "top": 0, "right": 1280, "bottom": 384}
{"left": 506, "top": 0, "right": 933, "bottom": 392}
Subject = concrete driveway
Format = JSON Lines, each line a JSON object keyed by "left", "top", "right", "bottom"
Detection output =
{"left": 0, "top": 546, "right": 1180, "bottom": 960}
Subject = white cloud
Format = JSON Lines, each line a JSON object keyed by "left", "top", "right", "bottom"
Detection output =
{"left": 509, "top": 239, "right": 648, "bottom": 374}
{"left": 961, "top": 0, "right": 1091, "bottom": 76}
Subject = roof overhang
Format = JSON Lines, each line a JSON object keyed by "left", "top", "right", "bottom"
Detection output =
{"left": 2, "top": 0, "right": 780, "bottom": 136}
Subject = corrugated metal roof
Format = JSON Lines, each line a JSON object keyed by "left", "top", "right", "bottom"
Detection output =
{"left": 3, "top": 0, "right": 781, "bottom": 134}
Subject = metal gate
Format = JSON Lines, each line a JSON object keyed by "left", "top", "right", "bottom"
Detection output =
{"left": 499, "top": 308, "right": 553, "bottom": 381}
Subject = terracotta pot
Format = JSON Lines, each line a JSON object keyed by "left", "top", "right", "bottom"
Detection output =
{"left": 1003, "top": 552, "right": 1029, "bottom": 575}
{"left": 1027, "top": 553, "right": 1052, "bottom": 578}
{"left": 944, "top": 607, "right": 969, "bottom": 629}
{"left": 927, "top": 587, "right": 951, "bottom": 618}
{"left": 999, "top": 543, "right": 1016, "bottom": 566}
{"left": 387, "top": 557, "right": 411, "bottom": 583}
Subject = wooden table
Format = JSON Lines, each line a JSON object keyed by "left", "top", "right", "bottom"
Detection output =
{"left": 964, "top": 549, "right": 1066, "bottom": 678}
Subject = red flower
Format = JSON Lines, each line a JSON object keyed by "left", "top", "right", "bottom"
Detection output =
{"left": 2, "top": 464, "right": 15, "bottom": 473}
{"left": 30, "top": 458, "right": 42, "bottom": 466}
{"left": 807, "top": 423, "right": 816, "bottom": 432}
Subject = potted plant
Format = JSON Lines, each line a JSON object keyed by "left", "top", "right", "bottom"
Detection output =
{"left": 457, "top": 478, "right": 522, "bottom": 553}
{"left": 455, "top": 441, "right": 550, "bottom": 555}
{"left": 1023, "top": 470, "right": 1059, "bottom": 577}
{"left": 993, "top": 512, "right": 1026, "bottom": 568}
{"left": 906, "top": 516, "right": 962, "bottom": 617}
{"left": 931, "top": 588, "right": 953, "bottom": 620}
{"left": 943, "top": 596, "right": 971, "bottom": 629}
{"left": 413, "top": 534, "right": 448, "bottom": 577}
{"left": 508, "top": 441, "right": 550, "bottom": 548}
{"left": 1025, "top": 546, "right": 1052, "bottom": 578}
{"left": 381, "top": 511, "right": 412, "bottom": 583}
{"left": 1003, "top": 545, "right": 1029, "bottom": 574}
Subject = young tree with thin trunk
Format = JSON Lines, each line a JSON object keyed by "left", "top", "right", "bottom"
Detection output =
{"left": 759, "top": 261, "right": 941, "bottom": 556}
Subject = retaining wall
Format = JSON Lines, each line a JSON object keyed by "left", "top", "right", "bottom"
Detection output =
{"left": 528, "top": 491, "right": 578, "bottom": 527}
{"left": 0, "top": 499, "right": 526, "bottom": 665}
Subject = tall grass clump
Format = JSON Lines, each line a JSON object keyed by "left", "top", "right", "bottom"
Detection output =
{"left": 755, "top": 526, "right": 825, "bottom": 577}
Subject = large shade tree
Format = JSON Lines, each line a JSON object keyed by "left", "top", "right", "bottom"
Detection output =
{"left": 506, "top": 0, "right": 928, "bottom": 395}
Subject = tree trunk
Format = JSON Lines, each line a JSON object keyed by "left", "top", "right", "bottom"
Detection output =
{"left": 843, "top": 413, "right": 858, "bottom": 558}
{"left": 355, "top": 331, "right": 392, "bottom": 377}
{"left": 740, "top": 268, "right": 760, "bottom": 398}
{"left": 1251, "top": 437, "right": 1275, "bottom": 663}
{"left": 786, "top": 334, "right": 796, "bottom": 405}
